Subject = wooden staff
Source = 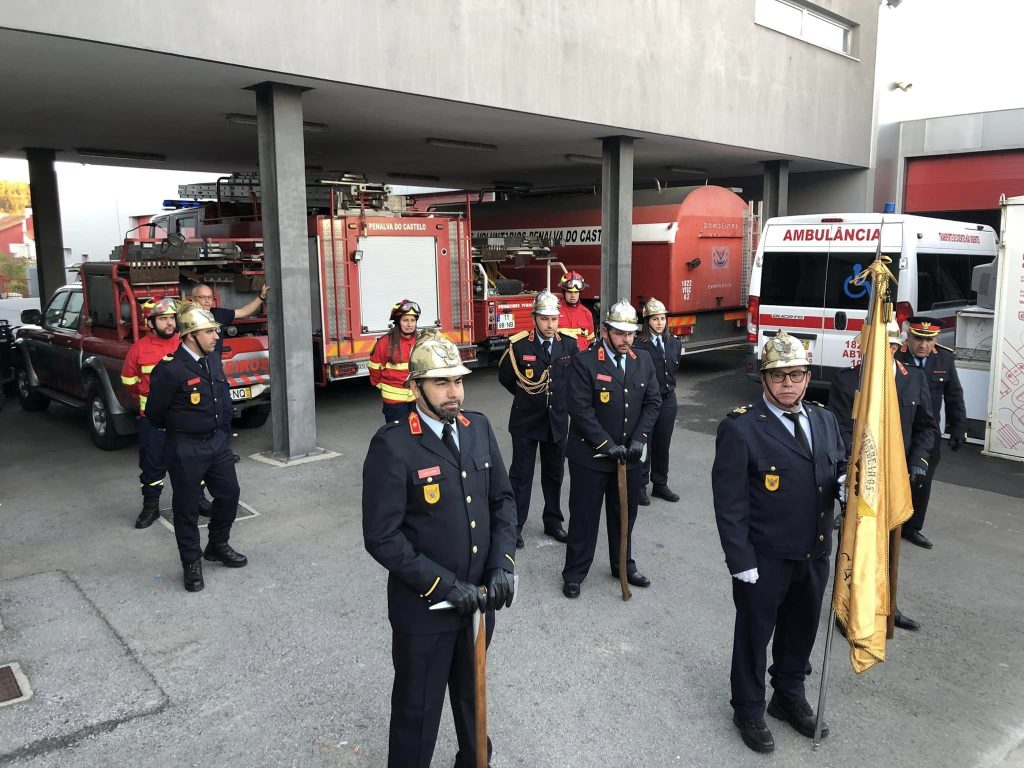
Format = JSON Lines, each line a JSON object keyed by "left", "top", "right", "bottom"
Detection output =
{"left": 474, "top": 591, "right": 488, "bottom": 768}
{"left": 618, "top": 461, "right": 632, "bottom": 602}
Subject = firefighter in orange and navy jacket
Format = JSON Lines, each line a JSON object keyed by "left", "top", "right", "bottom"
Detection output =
{"left": 369, "top": 299, "right": 420, "bottom": 423}
{"left": 362, "top": 329, "right": 517, "bottom": 768}
{"left": 558, "top": 271, "right": 596, "bottom": 352}
{"left": 121, "top": 297, "right": 188, "bottom": 529}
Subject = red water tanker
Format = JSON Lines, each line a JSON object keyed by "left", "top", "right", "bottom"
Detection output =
{"left": 468, "top": 185, "right": 754, "bottom": 353}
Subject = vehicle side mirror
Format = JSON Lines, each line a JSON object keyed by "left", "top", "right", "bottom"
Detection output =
{"left": 21, "top": 309, "right": 42, "bottom": 325}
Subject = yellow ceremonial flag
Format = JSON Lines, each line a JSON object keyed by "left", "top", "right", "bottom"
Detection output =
{"left": 832, "top": 256, "right": 914, "bottom": 673}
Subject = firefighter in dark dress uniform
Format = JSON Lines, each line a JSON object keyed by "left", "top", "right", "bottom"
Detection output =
{"left": 631, "top": 297, "right": 682, "bottom": 506}
{"left": 146, "top": 303, "right": 246, "bottom": 593}
{"left": 711, "top": 330, "right": 846, "bottom": 754}
{"left": 362, "top": 328, "right": 518, "bottom": 768}
{"left": 894, "top": 315, "right": 968, "bottom": 549}
{"left": 498, "top": 291, "right": 577, "bottom": 548}
{"left": 828, "top": 320, "right": 938, "bottom": 631}
{"left": 561, "top": 300, "right": 661, "bottom": 598}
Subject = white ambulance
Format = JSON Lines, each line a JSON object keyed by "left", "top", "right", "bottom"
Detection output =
{"left": 745, "top": 213, "right": 997, "bottom": 386}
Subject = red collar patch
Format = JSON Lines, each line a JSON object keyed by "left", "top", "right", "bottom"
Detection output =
{"left": 408, "top": 411, "right": 423, "bottom": 435}
{"left": 597, "top": 346, "right": 606, "bottom": 362}
{"left": 457, "top": 412, "right": 471, "bottom": 427}
{"left": 528, "top": 331, "right": 535, "bottom": 342}
{"left": 895, "top": 360, "right": 908, "bottom": 376}
{"left": 627, "top": 348, "right": 637, "bottom": 360}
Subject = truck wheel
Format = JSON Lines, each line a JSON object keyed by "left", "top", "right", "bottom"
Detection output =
{"left": 236, "top": 403, "right": 270, "bottom": 429}
{"left": 16, "top": 367, "right": 50, "bottom": 411}
{"left": 86, "top": 378, "right": 127, "bottom": 450}
{"left": 494, "top": 278, "right": 524, "bottom": 296}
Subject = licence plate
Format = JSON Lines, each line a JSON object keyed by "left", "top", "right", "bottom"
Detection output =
{"left": 496, "top": 313, "right": 515, "bottom": 330}
{"left": 230, "top": 387, "right": 251, "bottom": 401}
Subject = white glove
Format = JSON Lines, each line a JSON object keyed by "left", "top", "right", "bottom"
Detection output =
{"left": 838, "top": 474, "right": 848, "bottom": 504}
{"left": 732, "top": 568, "right": 759, "bottom": 584}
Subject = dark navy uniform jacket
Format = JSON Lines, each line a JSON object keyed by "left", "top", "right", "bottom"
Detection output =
{"left": 632, "top": 332, "right": 680, "bottom": 396}
{"left": 497, "top": 330, "right": 577, "bottom": 441}
{"left": 712, "top": 399, "right": 846, "bottom": 574}
{"left": 146, "top": 346, "right": 233, "bottom": 436}
{"left": 362, "top": 410, "right": 518, "bottom": 635}
{"left": 895, "top": 346, "right": 967, "bottom": 437}
{"left": 828, "top": 361, "right": 937, "bottom": 470}
{"left": 565, "top": 344, "right": 661, "bottom": 472}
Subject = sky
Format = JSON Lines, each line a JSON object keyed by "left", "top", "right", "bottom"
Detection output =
{"left": 1, "top": 0, "right": 1022, "bottom": 261}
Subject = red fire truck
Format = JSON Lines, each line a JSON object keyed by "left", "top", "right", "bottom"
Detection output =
{"left": 465, "top": 185, "right": 756, "bottom": 354}
{"left": 152, "top": 174, "right": 477, "bottom": 384}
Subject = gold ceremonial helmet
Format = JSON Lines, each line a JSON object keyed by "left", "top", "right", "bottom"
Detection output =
{"left": 406, "top": 328, "right": 472, "bottom": 382}
{"left": 642, "top": 297, "right": 667, "bottom": 318}
{"left": 176, "top": 302, "right": 221, "bottom": 337}
{"left": 533, "top": 290, "right": 560, "bottom": 317}
{"left": 604, "top": 299, "right": 640, "bottom": 332}
{"left": 760, "top": 330, "right": 810, "bottom": 371}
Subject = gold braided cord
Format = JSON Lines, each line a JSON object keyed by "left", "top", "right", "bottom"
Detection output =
{"left": 499, "top": 345, "right": 550, "bottom": 395}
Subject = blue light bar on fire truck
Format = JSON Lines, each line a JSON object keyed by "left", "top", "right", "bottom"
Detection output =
{"left": 162, "top": 199, "right": 206, "bottom": 209}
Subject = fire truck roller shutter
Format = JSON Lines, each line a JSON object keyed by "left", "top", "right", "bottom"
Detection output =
{"left": 357, "top": 237, "right": 441, "bottom": 334}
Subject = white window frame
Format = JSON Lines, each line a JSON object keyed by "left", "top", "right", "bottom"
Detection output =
{"left": 755, "top": 0, "right": 856, "bottom": 57}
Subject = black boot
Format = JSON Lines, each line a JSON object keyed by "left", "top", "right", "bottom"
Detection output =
{"left": 204, "top": 542, "right": 248, "bottom": 568}
{"left": 651, "top": 484, "right": 680, "bottom": 502}
{"left": 183, "top": 559, "right": 204, "bottom": 592}
{"left": 135, "top": 497, "right": 161, "bottom": 529}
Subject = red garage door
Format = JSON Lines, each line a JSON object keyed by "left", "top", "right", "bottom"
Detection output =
{"left": 905, "top": 150, "right": 1024, "bottom": 213}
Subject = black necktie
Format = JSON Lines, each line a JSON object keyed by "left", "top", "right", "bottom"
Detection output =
{"left": 655, "top": 336, "right": 664, "bottom": 354}
{"left": 441, "top": 422, "right": 460, "bottom": 463}
{"left": 614, "top": 354, "right": 624, "bottom": 374}
{"left": 542, "top": 339, "right": 551, "bottom": 361}
{"left": 784, "top": 412, "right": 811, "bottom": 454}
{"left": 200, "top": 356, "right": 210, "bottom": 376}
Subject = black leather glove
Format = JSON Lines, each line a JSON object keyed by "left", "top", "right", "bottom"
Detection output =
{"left": 949, "top": 433, "right": 965, "bottom": 452}
{"left": 605, "top": 443, "right": 628, "bottom": 463}
{"left": 909, "top": 465, "right": 927, "bottom": 490}
{"left": 485, "top": 568, "right": 515, "bottom": 610}
{"left": 444, "top": 580, "right": 485, "bottom": 616}
{"left": 626, "top": 439, "right": 645, "bottom": 463}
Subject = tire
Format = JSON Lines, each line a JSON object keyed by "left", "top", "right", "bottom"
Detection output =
{"left": 86, "top": 377, "right": 127, "bottom": 450}
{"left": 235, "top": 403, "right": 270, "bottom": 429}
{"left": 16, "top": 367, "right": 50, "bottom": 411}
{"left": 494, "top": 278, "right": 524, "bottom": 296}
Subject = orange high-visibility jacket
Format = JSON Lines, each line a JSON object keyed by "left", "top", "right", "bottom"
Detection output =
{"left": 121, "top": 334, "right": 181, "bottom": 415}
{"left": 368, "top": 333, "right": 416, "bottom": 404}
{"left": 559, "top": 301, "right": 596, "bottom": 352}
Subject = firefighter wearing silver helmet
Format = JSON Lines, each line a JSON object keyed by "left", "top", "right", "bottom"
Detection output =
{"left": 363, "top": 326, "right": 518, "bottom": 768}
{"left": 145, "top": 301, "right": 246, "bottom": 593}
{"left": 631, "top": 296, "right": 682, "bottom": 505}
{"left": 560, "top": 299, "right": 662, "bottom": 598}
{"left": 711, "top": 328, "right": 846, "bottom": 753}
{"left": 498, "top": 291, "right": 578, "bottom": 547}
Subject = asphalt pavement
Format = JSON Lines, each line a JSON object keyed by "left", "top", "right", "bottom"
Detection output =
{"left": 1, "top": 349, "right": 1022, "bottom": 767}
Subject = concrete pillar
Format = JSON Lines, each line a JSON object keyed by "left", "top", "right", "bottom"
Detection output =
{"left": 762, "top": 160, "right": 790, "bottom": 219}
{"left": 254, "top": 82, "right": 318, "bottom": 460}
{"left": 599, "top": 136, "right": 635, "bottom": 315}
{"left": 25, "top": 149, "right": 66, "bottom": 303}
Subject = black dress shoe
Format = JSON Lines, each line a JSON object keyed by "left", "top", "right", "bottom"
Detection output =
{"left": 733, "top": 714, "right": 775, "bottom": 753}
{"left": 203, "top": 542, "right": 248, "bottom": 568}
{"left": 134, "top": 498, "right": 161, "bottom": 529}
{"left": 516, "top": 533, "right": 525, "bottom": 549}
{"left": 651, "top": 484, "right": 680, "bottom": 502}
{"left": 767, "top": 692, "right": 828, "bottom": 738}
{"left": 544, "top": 526, "right": 569, "bottom": 543}
{"left": 894, "top": 609, "right": 920, "bottom": 631}
{"left": 610, "top": 568, "right": 652, "bottom": 588}
{"left": 183, "top": 560, "right": 205, "bottom": 592}
{"left": 901, "top": 529, "right": 933, "bottom": 549}
{"left": 638, "top": 488, "right": 651, "bottom": 506}
{"left": 562, "top": 581, "right": 581, "bottom": 599}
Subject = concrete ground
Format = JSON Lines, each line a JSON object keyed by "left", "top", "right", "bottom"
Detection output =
{"left": 1, "top": 349, "right": 1022, "bottom": 767}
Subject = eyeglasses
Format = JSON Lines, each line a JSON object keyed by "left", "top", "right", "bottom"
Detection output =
{"left": 766, "top": 369, "right": 809, "bottom": 383}
{"left": 392, "top": 300, "right": 421, "bottom": 316}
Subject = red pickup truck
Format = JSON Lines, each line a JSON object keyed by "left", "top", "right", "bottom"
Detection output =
{"left": 14, "top": 246, "right": 271, "bottom": 449}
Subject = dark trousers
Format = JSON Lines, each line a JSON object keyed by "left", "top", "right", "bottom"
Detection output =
{"left": 389, "top": 616, "right": 494, "bottom": 768}
{"left": 383, "top": 401, "right": 415, "bottom": 424}
{"left": 562, "top": 461, "right": 641, "bottom": 583}
{"left": 907, "top": 442, "right": 941, "bottom": 532}
{"left": 730, "top": 556, "right": 830, "bottom": 719}
{"left": 137, "top": 416, "right": 168, "bottom": 499}
{"left": 641, "top": 396, "right": 677, "bottom": 488}
{"left": 167, "top": 431, "right": 240, "bottom": 563}
{"left": 508, "top": 434, "right": 567, "bottom": 533}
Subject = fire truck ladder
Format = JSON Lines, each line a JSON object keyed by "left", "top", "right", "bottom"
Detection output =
{"left": 178, "top": 172, "right": 395, "bottom": 213}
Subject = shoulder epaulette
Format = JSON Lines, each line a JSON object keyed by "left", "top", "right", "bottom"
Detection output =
{"left": 937, "top": 343, "right": 954, "bottom": 353}
{"left": 508, "top": 331, "right": 529, "bottom": 343}
{"left": 728, "top": 404, "right": 754, "bottom": 418}
{"left": 807, "top": 400, "right": 826, "bottom": 408}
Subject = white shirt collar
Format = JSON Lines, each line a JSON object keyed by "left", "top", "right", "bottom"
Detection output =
{"left": 762, "top": 395, "right": 806, "bottom": 423}
{"left": 181, "top": 343, "right": 203, "bottom": 362}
